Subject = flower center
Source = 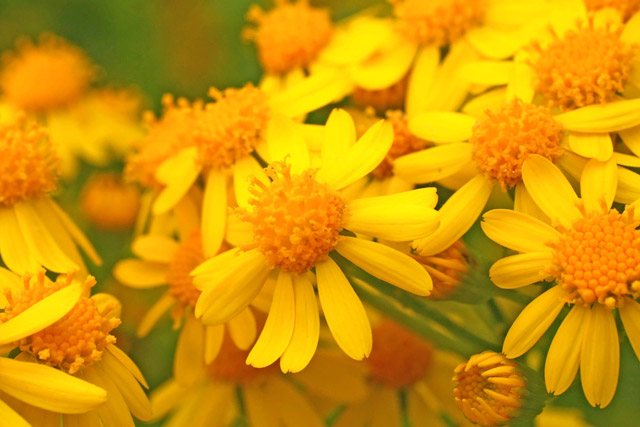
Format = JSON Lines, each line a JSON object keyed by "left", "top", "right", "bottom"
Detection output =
{"left": 193, "top": 85, "right": 270, "bottom": 169}
{"left": 0, "top": 271, "right": 120, "bottom": 374}
{"left": 550, "top": 206, "right": 640, "bottom": 308}
{"left": 531, "top": 21, "right": 635, "bottom": 110}
{"left": 0, "top": 34, "right": 94, "bottom": 112}
{"left": 244, "top": 0, "right": 333, "bottom": 74}
{"left": 412, "top": 240, "right": 470, "bottom": 299}
{"left": 389, "top": 0, "right": 485, "bottom": 46}
{"left": 584, "top": 0, "right": 640, "bottom": 21}
{"left": 470, "top": 99, "right": 564, "bottom": 190}
{"left": 372, "top": 110, "right": 431, "bottom": 180}
{"left": 81, "top": 173, "right": 141, "bottom": 231}
{"left": 240, "top": 162, "right": 346, "bottom": 274}
{"left": 366, "top": 319, "right": 432, "bottom": 388}
{"left": 352, "top": 76, "right": 409, "bottom": 115}
{"left": 0, "top": 116, "right": 59, "bottom": 207}
{"left": 167, "top": 232, "right": 206, "bottom": 307}
{"left": 453, "top": 351, "right": 524, "bottom": 426}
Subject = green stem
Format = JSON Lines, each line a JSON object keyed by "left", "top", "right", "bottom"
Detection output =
{"left": 487, "top": 298, "right": 506, "bottom": 324}
{"left": 495, "top": 288, "right": 534, "bottom": 305}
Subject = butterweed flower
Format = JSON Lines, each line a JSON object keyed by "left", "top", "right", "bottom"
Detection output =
{"left": 0, "top": 269, "right": 152, "bottom": 425}
{"left": 192, "top": 110, "right": 439, "bottom": 371}
{"left": 481, "top": 154, "right": 640, "bottom": 407}
{"left": 0, "top": 115, "right": 100, "bottom": 275}
{"left": 81, "top": 172, "right": 141, "bottom": 231}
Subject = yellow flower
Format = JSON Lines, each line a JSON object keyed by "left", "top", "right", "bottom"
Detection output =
{"left": 192, "top": 110, "right": 439, "bottom": 371}
{"left": 0, "top": 268, "right": 107, "bottom": 426}
{"left": 81, "top": 172, "right": 141, "bottom": 231}
{"left": 0, "top": 115, "right": 100, "bottom": 275}
{"left": 0, "top": 269, "right": 152, "bottom": 425}
{"left": 481, "top": 154, "right": 639, "bottom": 407}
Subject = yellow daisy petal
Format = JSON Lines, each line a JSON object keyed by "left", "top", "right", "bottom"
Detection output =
{"left": 393, "top": 143, "right": 472, "bottom": 184}
{"left": 460, "top": 60, "right": 512, "bottom": 86}
{"left": 554, "top": 99, "right": 640, "bottom": 133}
{"left": 280, "top": 274, "right": 320, "bottom": 373}
{"left": 204, "top": 325, "right": 224, "bottom": 364}
{"left": 319, "top": 17, "right": 392, "bottom": 65}
{"left": 48, "top": 198, "right": 102, "bottom": 266}
{"left": 225, "top": 213, "right": 255, "bottom": 248}
{"left": 614, "top": 166, "right": 640, "bottom": 204}
{"left": 619, "top": 298, "right": 640, "bottom": 362}
{"left": 621, "top": 10, "right": 640, "bottom": 43}
{"left": 153, "top": 147, "right": 202, "bottom": 215}
{"left": 266, "top": 115, "right": 310, "bottom": 173}
{"left": 406, "top": 46, "right": 440, "bottom": 116}
{"left": 465, "top": 27, "right": 519, "bottom": 59}
{"left": 545, "top": 304, "right": 588, "bottom": 395}
{"left": 551, "top": 0, "right": 587, "bottom": 36}
{"left": 489, "top": 252, "right": 554, "bottom": 288}
{"left": 316, "top": 258, "right": 372, "bottom": 360}
{"left": 106, "top": 345, "right": 149, "bottom": 389}
{"left": 191, "top": 248, "right": 243, "bottom": 282}
{"left": 482, "top": 209, "right": 560, "bottom": 253}
{"left": 322, "top": 109, "right": 356, "bottom": 166}
{"left": 83, "top": 364, "right": 134, "bottom": 427}
{"left": 234, "top": 155, "right": 268, "bottom": 209}
{"left": 612, "top": 152, "right": 640, "bottom": 168}
{"left": 462, "top": 87, "right": 508, "bottom": 119}
{"left": 227, "top": 307, "right": 257, "bottom": 351}
{"left": 202, "top": 169, "right": 227, "bottom": 258}
{"left": 336, "top": 237, "right": 432, "bottom": 296}
{"left": 113, "top": 259, "right": 169, "bottom": 288}
{"left": 149, "top": 379, "right": 186, "bottom": 420}
{"left": 174, "top": 314, "right": 204, "bottom": 386}
{"left": 0, "top": 207, "right": 40, "bottom": 274}
{"left": 131, "top": 235, "right": 177, "bottom": 263}
{"left": 581, "top": 158, "right": 618, "bottom": 212}
{"left": 521, "top": 155, "right": 581, "bottom": 227}
{"left": 0, "top": 399, "right": 29, "bottom": 427}
{"left": 503, "top": 285, "right": 567, "bottom": 358}
{"left": 407, "top": 112, "right": 476, "bottom": 143}
{"left": 506, "top": 53, "right": 535, "bottom": 103}
{"left": 414, "top": 174, "right": 492, "bottom": 256}
{"left": 619, "top": 124, "right": 640, "bottom": 157}
{"left": 350, "top": 37, "right": 418, "bottom": 90}
{"left": 567, "top": 132, "right": 613, "bottom": 161}
{"left": 100, "top": 349, "right": 152, "bottom": 421}
{"left": 580, "top": 305, "right": 619, "bottom": 408}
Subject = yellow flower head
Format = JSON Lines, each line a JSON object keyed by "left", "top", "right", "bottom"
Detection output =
{"left": 0, "top": 115, "right": 59, "bottom": 207}
{"left": 413, "top": 240, "right": 471, "bottom": 299}
{"left": 244, "top": 0, "right": 333, "bottom": 74}
{"left": 0, "top": 34, "right": 95, "bottom": 112}
{"left": 584, "top": 0, "right": 640, "bottom": 21}
{"left": 389, "top": 0, "right": 485, "bottom": 46}
{"left": 453, "top": 351, "right": 525, "bottom": 426}
{"left": 81, "top": 172, "right": 141, "bottom": 231}
{"left": 166, "top": 231, "right": 206, "bottom": 308}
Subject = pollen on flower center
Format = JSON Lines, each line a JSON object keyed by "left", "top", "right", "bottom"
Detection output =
{"left": 366, "top": 319, "right": 432, "bottom": 388}
{"left": 531, "top": 21, "right": 636, "bottom": 110}
{"left": 584, "top": 0, "right": 640, "bottom": 21}
{"left": 549, "top": 206, "right": 640, "bottom": 308}
{"left": 244, "top": 0, "right": 333, "bottom": 74}
{"left": 470, "top": 99, "right": 564, "bottom": 190}
{"left": 239, "top": 161, "right": 346, "bottom": 274}
{"left": 453, "top": 351, "right": 524, "bottom": 427}
{"left": 0, "top": 116, "right": 59, "bottom": 207}
{"left": 412, "top": 240, "right": 470, "bottom": 299}
{"left": 193, "top": 84, "right": 270, "bottom": 169}
{"left": 167, "top": 232, "right": 206, "bottom": 307}
{"left": 0, "top": 271, "right": 120, "bottom": 374}
{"left": 389, "top": 0, "right": 485, "bottom": 46}
{"left": 0, "top": 34, "right": 95, "bottom": 112}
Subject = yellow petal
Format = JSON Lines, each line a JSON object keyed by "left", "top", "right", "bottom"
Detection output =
{"left": 581, "top": 158, "right": 617, "bottom": 212}
{"left": 153, "top": 147, "right": 202, "bottom": 215}
{"left": 174, "top": 314, "right": 204, "bottom": 386}
{"left": 545, "top": 304, "right": 588, "bottom": 395}
{"left": 228, "top": 307, "right": 257, "bottom": 351}
{"left": 191, "top": 248, "right": 242, "bottom": 280}
{"left": 0, "top": 399, "right": 30, "bottom": 427}
{"left": 47, "top": 198, "right": 101, "bottom": 266}
{"left": 0, "top": 281, "right": 83, "bottom": 345}
{"left": 465, "top": 27, "right": 519, "bottom": 59}
{"left": 148, "top": 379, "right": 186, "bottom": 420}
{"left": 139, "top": 293, "right": 172, "bottom": 337}
{"left": 580, "top": 305, "right": 619, "bottom": 408}
{"left": 460, "top": 60, "right": 512, "bottom": 86}
{"left": 316, "top": 120, "right": 393, "bottom": 190}
{"left": 521, "top": 155, "right": 581, "bottom": 227}
{"left": 131, "top": 235, "right": 177, "bottom": 263}
{"left": 462, "top": 88, "right": 508, "bottom": 119}
{"left": 567, "top": 132, "right": 613, "bottom": 161}
{"left": 316, "top": 258, "right": 372, "bottom": 360}
{"left": 322, "top": 109, "right": 356, "bottom": 166}
{"left": 619, "top": 298, "right": 640, "bottom": 362}
{"left": 247, "top": 271, "right": 295, "bottom": 368}
{"left": 345, "top": 188, "right": 439, "bottom": 241}
{"left": 350, "top": 36, "right": 418, "bottom": 90}
{"left": 612, "top": 152, "right": 640, "bottom": 168}
{"left": 555, "top": 99, "right": 640, "bottom": 132}
{"left": 319, "top": 17, "right": 392, "bottom": 65}
{"left": 614, "top": 165, "right": 640, "bottom": 204}
{"left": 266, "top": 115, "right": 311, "bottom": 173}
{"left": 202, "top": 169, "right": 227, "bottom": 258}
{"left": 266, "top": 377, "right": 325, "bottom": 427}
{"left": 280, "top": 274, "right": 320, "bottom": 373}
{"left": 621, "top": 10, "right": 640, "bottom": 44}
{"left": 489, "top": 252, "right": 554, "bottom": 288}
{"left": 173, "top": 189, "right": 201, "bottom": 239}
{"left": 414, "top": 174, "right": 492, "bottom": 256}
{"left": 408, "top": 112, "right": 476, "bottom": 143}
{"left": 100, "top": 350, "right": 152, "bottom": 421}
{"left": 204, "top": 325, "right": 225, "bottom": 364}
{"left": 506, "top": 52, "right": 535, "bottom": 103}
{"left": 336, "top": 237, "right": 432, "bottom": 296}
{"left": 225, "top": 213, "right": 255, "bottom": 248}
{"left": 393, "top": 143, "right": 472, "bottom": 183}
{"left": 83, "top": 365, "right": 135, "bottom": 427}
{"left": 106, "top": 345, "right": 149, "bottom": 389}
{"left": 482, "top": 209, "right": 559, "bottom": 253}
{"left": 233, "top": 155, "right": 268, "bottom": 209}
{"left": 0, "top": 207, "right": 40, "bottom": 274}
{"left": 406, "top": 46, "right": 440, "bottom": 116}
{"left": 0, "top": 357, "right": 107, "bottom": 413}
{"left": 503, "top": 285, "right": 567, "bottom": 358}
{"left": 113, "top": 259, "right": 168, "bottom": 288}
{"left": 551, "top": 0, "right": 587, "bottom": 36}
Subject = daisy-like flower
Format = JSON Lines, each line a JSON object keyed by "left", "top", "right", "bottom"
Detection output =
{"left": 1, "top": 269, "right": 152, "bottom": 425}
{"left": 0, "top": 115, "right": 101, "bottom": 275}
{"left": 81, "top": 172, "right": 141, "bottom": 231}
{"left": 481, "top": 154, "right": 640, "bottom": 407}
{"left": 0, "top": 268, "right": 107, "bottom": 426}
{"left": 192, "top": 110, "right": 439, "bottom": 371}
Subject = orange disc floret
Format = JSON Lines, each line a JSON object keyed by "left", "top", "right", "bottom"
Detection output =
{"left": 0, "top": 116, "right": 59, "bottom": 207}
{"left": 166, "top": 232, "right": 205, "bottom": 308}
{"left": 549, "top": 205, "right": 640, "bottom": 308}
{"left": 239, "top": 161, "right": 346, "bottom": 274}
{"left": 244, "top": 0, "right": 333, "bottom": 74}
{"left": 412, "top": 240, "right": 470, "bottom": 299}
{"left": 584, "top": 0, "right": 640, "bottom": 21}
{"left": 125, "top": 94, "right": 202, "bottom": 189}
{"left": 453, "top": 351, "right": 524, "bottom": 427}
{"left": 470, "top": 99, "right": 564, "bottom": 190}
{"left": 0, "top": 34, "right": 95, "bottom": 112}
{"left": 81, "top": 173, "right": 141, "bottom": 230}
{"left": 373, "top": 110, "right": 431, "bottom": 179}
{"left": 352, "top": 75, "right": 409, "bottom": 115}
{"left": 366, "top": 319, "right": 432, "bottom": 388}
{"left": 390, "top": 0, "right": 485, "bottom": 46}
{"left": 1, "top": 271, "right": 120, "bottom": 374}
{"left": 531, "top": 21, "right": 636, "bottom": 110}
{"left": 193, "top": 84, "right": 269, "bottom": 169}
